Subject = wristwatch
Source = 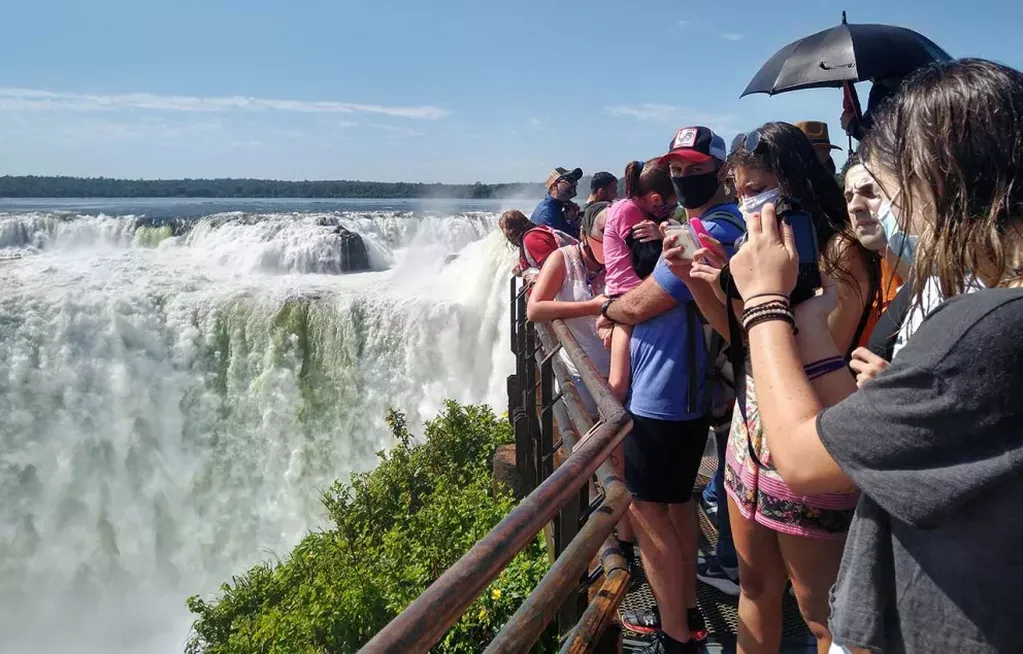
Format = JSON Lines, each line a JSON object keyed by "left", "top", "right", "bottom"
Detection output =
{"left": 600, "top": 297, "right": 616, "bottom": 321}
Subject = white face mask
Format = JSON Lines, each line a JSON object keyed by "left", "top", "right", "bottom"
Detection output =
{"left": 740, "top": 187, "right": 781, "bottom": 217}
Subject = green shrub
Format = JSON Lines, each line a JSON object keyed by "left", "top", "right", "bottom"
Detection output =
{"left": 185, "top": 401, "right": 555, "bottom": 654}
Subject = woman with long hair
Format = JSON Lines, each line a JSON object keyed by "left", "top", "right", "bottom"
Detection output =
{"left": 499, "top": 209, "right": 576, "bottom": 284}
{"left": 725, "top": 58, "right": 1023, "bottom": 654}
{"left": 665, "top": 121, "right": 874, "bottom": 653}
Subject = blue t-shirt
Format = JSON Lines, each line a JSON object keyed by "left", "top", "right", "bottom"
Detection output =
{"left": 530, "top": 195, "right": 580, "bottom": 239}
{"left": 625, "top": 203, "right": 745, "bottom": 422}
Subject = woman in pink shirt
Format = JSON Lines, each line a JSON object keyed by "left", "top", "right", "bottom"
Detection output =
{"left": 603, "top": 159, "right": 678, "bottom": 296}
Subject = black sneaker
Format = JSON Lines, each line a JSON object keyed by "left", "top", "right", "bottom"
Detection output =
{"left": 622, "top": 606, "right": 660, "bottom": 635}
{"left": 688, "top": 607, "right": 708, "bottom": 643}
{"left": 622, "top": 605, "right": 706, "bottom": 642}
{"left": 697, "top": 556, "right": 740, "bottom": 597}
{"left": 635, "top": 632, "right": 704, "bottom": 654}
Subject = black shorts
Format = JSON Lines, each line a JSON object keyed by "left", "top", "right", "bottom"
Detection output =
{"left": 625, "top": 413, "right": 710, "bottom": 504}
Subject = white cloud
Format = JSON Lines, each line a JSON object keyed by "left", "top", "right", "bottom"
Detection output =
{"left": 721, "top": 32, "right": 743, "bottom": 41}
{"left": 605, "top": 103, "right": 736, "bottom": 128}
{"left": 0, "top": 87, "right": 450, "bottom": 120}
{"left": 529, "top": 117, "right": 543, "bottom": 127}
{"left": 677, "top": 20, "right": 691, "bottom": 27}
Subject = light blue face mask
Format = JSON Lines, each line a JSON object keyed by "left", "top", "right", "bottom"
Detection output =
{"left": 878, "top": 193, "right": 918, "bottom": 266}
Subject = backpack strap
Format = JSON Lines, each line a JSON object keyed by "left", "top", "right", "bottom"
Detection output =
{"left": 699, "top": 209, "right": 747, "bottom": 249}
{"left": 686, "top": 302, "right": 699, "bottom": 415}
{"left": 845, "top": 255, "right": 882, "bottom": 360}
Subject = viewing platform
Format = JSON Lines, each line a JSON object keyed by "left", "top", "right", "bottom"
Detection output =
{"left": 359, "top": 276, "right": 816, "bottom": 653}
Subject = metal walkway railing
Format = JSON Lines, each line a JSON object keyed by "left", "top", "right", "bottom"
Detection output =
{"left": 359, "top": 276, "right": 633, "bottom": 653}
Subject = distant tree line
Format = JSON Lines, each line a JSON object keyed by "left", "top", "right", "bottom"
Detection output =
{"left": 0, "top": 176, "right": 551, "bottom": 199}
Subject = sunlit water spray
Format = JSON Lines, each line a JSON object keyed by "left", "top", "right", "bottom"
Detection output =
{"left": 0, "top": 208, "right": 516, "bottom": 654}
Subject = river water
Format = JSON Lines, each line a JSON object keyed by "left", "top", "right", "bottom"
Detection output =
{"left": 0, "top": 197, "right": 529, "bottom": 654}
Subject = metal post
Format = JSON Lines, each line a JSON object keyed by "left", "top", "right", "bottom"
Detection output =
{"left": 509, "top": 277, "right": 518, "bottom": 356}
{"left": 540, "top": 354, "right": 555, "bottom": 483}
{"left": 523, "top": 320, "right": 539, "bottom": 491}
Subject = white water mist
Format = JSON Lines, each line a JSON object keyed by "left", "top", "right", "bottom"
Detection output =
{"left": 0, "top": 209, "right": 515, "bottom": 654}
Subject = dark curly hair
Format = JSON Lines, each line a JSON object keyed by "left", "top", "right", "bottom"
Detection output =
{"left": 727, "top": 121, "right": 875, "bottom": 305}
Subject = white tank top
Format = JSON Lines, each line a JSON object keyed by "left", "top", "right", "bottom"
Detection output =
{"left": 557, "top": 244, "right": 611, "bottom": 378}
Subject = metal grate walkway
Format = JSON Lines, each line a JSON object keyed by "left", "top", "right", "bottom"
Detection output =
{"left": 618, "top": 444, "right": 816, "bottom": 654}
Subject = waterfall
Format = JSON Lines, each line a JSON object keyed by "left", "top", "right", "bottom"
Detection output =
{"left": 0, "top": 207, "right": 517, "bottom": 654}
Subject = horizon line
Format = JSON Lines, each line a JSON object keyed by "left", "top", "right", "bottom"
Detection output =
{"left": 0, "top": 174, "right": 556, "bottom": 186}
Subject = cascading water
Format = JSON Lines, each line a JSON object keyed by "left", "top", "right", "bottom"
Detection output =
{"left": 0, "top": 204, "right": 517, "bottom": 654}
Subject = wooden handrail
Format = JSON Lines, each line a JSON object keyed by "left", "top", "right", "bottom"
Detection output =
{"left": 358, "top": 411, "right": 629, "bottom": 653}
{"left": 359, "top": 277, "right": 632, "bottom": 654}
{"left": 484, "top": 480, "right": 630, "bottom": 653}
{"left": 560, "top": 534, "right": 632, "bottom": 653}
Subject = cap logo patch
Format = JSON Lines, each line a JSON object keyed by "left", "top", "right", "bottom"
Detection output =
{"left": 673, "top": 128, "right": 698, "bottom": 149}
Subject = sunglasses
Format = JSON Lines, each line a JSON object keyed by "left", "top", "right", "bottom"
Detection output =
{"left": 730, "top": 130, "right": 765, "bottom": 156}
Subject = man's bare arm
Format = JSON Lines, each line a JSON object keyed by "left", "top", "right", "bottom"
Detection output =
{"left": 604, "top": 276, "right": 677, "bottom": 325}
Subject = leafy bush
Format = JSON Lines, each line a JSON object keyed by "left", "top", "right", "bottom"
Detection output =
{"left": 186, "top": 401, "right": 555, "bottom": 654}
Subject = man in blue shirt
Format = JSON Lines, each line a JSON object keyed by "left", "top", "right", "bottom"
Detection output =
{"left": 657, "top": 126, "right": 744, "bottom": 602}
{"left": 530, "top": 167, "right": 583, "bottom": 239}
{"left": 601, "top": 126, "right": 744, "bottom": 653}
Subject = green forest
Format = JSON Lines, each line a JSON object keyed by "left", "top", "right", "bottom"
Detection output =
{"left": 0, "top": 176, "right": 546, "bottom": 199}
{"left": 185, "top": 401, "right": 555, "bottom": 654}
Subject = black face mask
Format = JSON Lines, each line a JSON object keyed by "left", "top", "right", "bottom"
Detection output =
{"left": 672, "top": 172, "right": 719, "bottom": 209}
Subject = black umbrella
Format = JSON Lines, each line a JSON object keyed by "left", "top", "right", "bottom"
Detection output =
{"left": 740, "top": 12, "right": 951, "bottom": 97}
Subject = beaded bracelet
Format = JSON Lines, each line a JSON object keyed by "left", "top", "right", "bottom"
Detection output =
{"left": 741, "top": 300, "right": 791, "bottom": 326}
{"left": 741, "top": 299, "right": 791, "bottom": 320}
{"left": 743, "top": 310, "right": 797, "bottom": 334}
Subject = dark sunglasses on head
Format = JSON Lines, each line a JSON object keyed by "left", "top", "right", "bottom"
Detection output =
{"left": 730, "top": 130, "right": 764, "bottom": 156}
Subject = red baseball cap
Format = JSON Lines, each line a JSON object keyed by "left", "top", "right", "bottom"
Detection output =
{"left": 659, "top": 126, "right": 728, "bottom": 165}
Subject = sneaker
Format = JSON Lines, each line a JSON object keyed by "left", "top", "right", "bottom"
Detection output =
{"left": 635, "top": 632, "right": 704, "bottom": 654}
{"left": 699, "top": 493, "right": 718, "bottom": 526}
{"left": 697, "top": 556, "right": 740, "bottom": 596}
{"left": 687, "top": 607, "right": 708, "bottom": 643}
{"left": 621, "top": 605, "right": 707, "bottom": 642}
{"left": 622, "top": 606, "right": 660, "bottom": 635}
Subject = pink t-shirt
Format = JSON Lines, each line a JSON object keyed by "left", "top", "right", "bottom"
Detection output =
{"left": 602, "top": 198, "right": 647, "bottom": 296}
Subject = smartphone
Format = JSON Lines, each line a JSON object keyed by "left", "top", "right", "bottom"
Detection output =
{"left": 663, "top": 223, "right": 701, "bottom": 260}
{"left": 776, "top": 202, "right": 821, "bottom": 305}
{"left": 687, "top": 217, "right": 714, "bottom": 250}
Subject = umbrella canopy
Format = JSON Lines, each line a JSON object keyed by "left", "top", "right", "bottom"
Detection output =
{"left": 741, "top": 13, "right": 951, "bottom": 97}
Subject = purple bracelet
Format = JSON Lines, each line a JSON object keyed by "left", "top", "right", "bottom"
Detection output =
{"left": 803, "top": 356, "right": 843, "bottom": 375}
{"left": 806, "top": 357, "right": 848, "bottom": 380}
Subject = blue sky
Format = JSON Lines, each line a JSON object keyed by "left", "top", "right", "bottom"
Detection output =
{"left": 1, "top": 0, "right": 1020, "bottom": 183}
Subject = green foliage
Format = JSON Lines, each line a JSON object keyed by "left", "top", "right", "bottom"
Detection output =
{"left": 185, "top": 401, "right": 555, "bottom": 654}
{"left": 0, "top": 175, "right": 546, "bottom": 199}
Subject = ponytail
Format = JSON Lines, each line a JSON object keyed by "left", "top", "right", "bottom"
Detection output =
{"left": 624, "top": 160, "right": 644, "bottom": 198}
{"left": 624, "top": 158, "right": 676, "bottom": 200}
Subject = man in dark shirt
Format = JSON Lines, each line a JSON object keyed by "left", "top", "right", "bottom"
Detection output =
{"left": 585, "top": 171, "right": 618, "bottom": 209}
{"left": 819, "top": 288, "right": 1023, "bottom": 653}
{"left": 530, "top": 167, "right": 583, "bottom": 238}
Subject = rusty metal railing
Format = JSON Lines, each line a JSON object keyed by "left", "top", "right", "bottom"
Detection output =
{"left": 359, "top": 276, "right": 633, "bottom": 654}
